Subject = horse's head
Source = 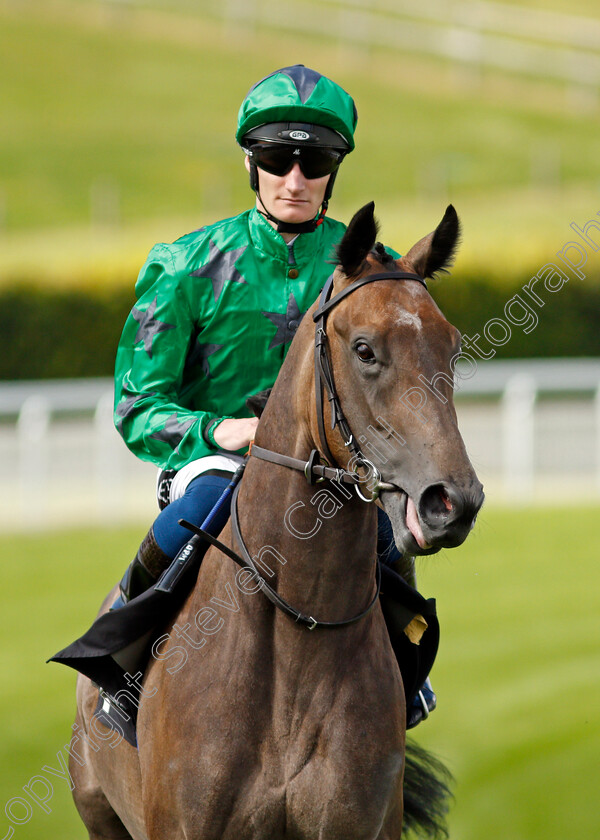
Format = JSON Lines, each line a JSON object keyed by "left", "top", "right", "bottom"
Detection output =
{"left": 315, "top": 202, "right": 484, "bottom": 555}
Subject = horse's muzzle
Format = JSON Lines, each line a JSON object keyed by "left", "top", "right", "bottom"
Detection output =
{"left": 417, "top": 480, "right": 485, "bottom": 549}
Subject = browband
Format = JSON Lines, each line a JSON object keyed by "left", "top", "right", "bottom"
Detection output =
{"left": 313, "top": 270, "right": 427, "bottom": 322}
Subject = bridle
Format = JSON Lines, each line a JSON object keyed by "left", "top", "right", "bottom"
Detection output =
{"left": 183, "top": 264, "right": 428, "bottom": 631}
{"left": 252, "top": 266, "right": 428, "bottom": 502}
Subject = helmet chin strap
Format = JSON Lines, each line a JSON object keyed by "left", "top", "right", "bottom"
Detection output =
{"left": 256, "top": 195, "right": 329, "bottom": 234}
{"left": 251, "top": 164, "right": 334, "bottom": 234}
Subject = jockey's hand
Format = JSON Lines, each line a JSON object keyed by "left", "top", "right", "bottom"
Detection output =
{"left": 213, "top": 417, "right": 259, "bottom": 451}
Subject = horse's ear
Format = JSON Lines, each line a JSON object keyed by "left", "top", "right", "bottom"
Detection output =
{"left": 404, "top": 205, "right": 461, "bottom": 279}
{"left": 337, "top": 201, "right": 379, "bottom": 276}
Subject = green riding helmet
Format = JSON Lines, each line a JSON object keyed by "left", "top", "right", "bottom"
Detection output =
{"left": 236, "top": 65, "right": 357, "bottom": 232}
{"left": 236, "top": 64, "right": 358, "bottom": 151}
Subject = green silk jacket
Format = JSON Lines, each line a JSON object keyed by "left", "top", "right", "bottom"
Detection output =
{"left": 114, "top": 208, "right": 347, "bottom": 471}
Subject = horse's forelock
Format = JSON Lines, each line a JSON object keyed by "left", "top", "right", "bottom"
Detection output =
{"left": 372, "top": 242, "right": 396, "bottom": 267}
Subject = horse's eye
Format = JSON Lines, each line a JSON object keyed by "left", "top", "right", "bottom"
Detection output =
{"left": 355, "top": 342, "right": 375, "bottom": 363}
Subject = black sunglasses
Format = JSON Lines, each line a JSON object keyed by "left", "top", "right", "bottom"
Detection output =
{"left": 246, "top": 143, "right": 345, "bottom": 179}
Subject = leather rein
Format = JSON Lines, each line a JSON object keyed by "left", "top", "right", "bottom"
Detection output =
{"left": 184, "top": 266, "right": 427, "bottom": 631}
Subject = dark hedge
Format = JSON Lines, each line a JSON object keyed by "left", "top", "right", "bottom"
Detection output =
{"left": 431, "top": 271, "right": 600, "bottom": 360}
{"left": 0, "top": 285, "right": 135, "bottom": 380}
{"left": 0, "top": 272, "right": 598, "bottom": 381}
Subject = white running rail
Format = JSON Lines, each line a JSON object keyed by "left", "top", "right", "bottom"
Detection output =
{"left": 1, "top": 359, "right": 600, "bottom": 529}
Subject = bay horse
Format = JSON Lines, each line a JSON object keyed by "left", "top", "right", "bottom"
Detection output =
{"left": 70, "top": 202, "right": 484, "bottom": 839}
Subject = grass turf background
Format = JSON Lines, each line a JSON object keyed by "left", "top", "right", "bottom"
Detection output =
{"left": 1, "top": 0, "right": 600, "bottom": 289}
{"left": 1, "top": 1, "right": 600, "bottom": 833}
{"left": 2, "top": 1, "right": 600, "bottom": 381}
{"left": 1, "top": 506, "right": 598, "bottom": 838}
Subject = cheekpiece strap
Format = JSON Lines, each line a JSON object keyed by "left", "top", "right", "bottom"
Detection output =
{"left": 311, "top": 269, "right": 426, "bottom": 462}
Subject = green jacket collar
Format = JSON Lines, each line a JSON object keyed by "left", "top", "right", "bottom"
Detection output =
{"left": 248, "top": 207, "right": 327, "bottom": 264}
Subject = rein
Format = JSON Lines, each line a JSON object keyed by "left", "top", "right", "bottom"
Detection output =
{"left": 184, "top": 265, "right": 427, "bottom": 631}
{"left": 180, "top": 482, "right": 382, "bottom": 631}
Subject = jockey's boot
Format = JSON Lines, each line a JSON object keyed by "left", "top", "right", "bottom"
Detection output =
{"left": 406, "top": 676, "right": 437, "bottom": 729}
{"left": 388, "top": 553, "right": 437, "bottom": 730}
{"left": 110, "top": 526, "right": 171, "bottom": 610}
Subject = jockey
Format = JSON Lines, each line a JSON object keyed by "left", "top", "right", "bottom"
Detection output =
{"left": 112, "top": 65, "right": 435, "bottom": 727}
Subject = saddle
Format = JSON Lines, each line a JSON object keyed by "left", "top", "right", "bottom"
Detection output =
{"left": 51, "top": 539, "right": 438, "bottom": 749}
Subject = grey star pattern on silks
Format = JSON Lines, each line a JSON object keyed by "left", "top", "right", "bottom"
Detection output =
{"left": 132, "top": 296, "right": 176, "bottom": 359}
{"left": 115, "top": 387, "right": 154, "bottom": 434}
{"left": 185, "top": 340, "right": 223, "bottom": 379}
{"left": 189, "top": 239, "right": 247, "bottom": 302}
{"left": 150, "top": 414, "right": 196, "bottom": 453}
{"left": 262, "top": 293, "right": 307, "bottom": 350}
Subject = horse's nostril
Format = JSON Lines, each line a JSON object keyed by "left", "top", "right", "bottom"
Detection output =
{"left": 419, "top": 483, "right": 484, "bottom": 546}
{"left": 440, "top": 489, "right": 453, "bottom": 512}
{"left": 420, "top": 484, "right": 455, "bottom": 522}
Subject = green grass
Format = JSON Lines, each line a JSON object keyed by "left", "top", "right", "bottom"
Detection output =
{"left": 1, "top": 0, "right": 600, "bottom": 287}
{"left": 0, "top": 525, "right": 142, "bottom": 839}
{"left": 1, "top": 507, "right": 599, "bottom": 838}
{"left": 416, "top": 505, "right": 600, "bottom": 839}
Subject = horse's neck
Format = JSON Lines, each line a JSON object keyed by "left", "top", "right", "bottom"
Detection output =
{"left": 240, "top": 463, "right": 376, "bottom": 618}
{"left": 236, "top": 340, "right": 378, "bottom": 626}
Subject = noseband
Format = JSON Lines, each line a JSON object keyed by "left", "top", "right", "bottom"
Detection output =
{"left": 252, "top": 267, "right": 427, "bottom": 503}
{"left": 183, "top": 266, "right": 428, "bottom": 631}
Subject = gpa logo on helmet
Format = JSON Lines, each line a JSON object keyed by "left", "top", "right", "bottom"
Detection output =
{"left": 289, "top": 130, "right": 310, "bottom": 141}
